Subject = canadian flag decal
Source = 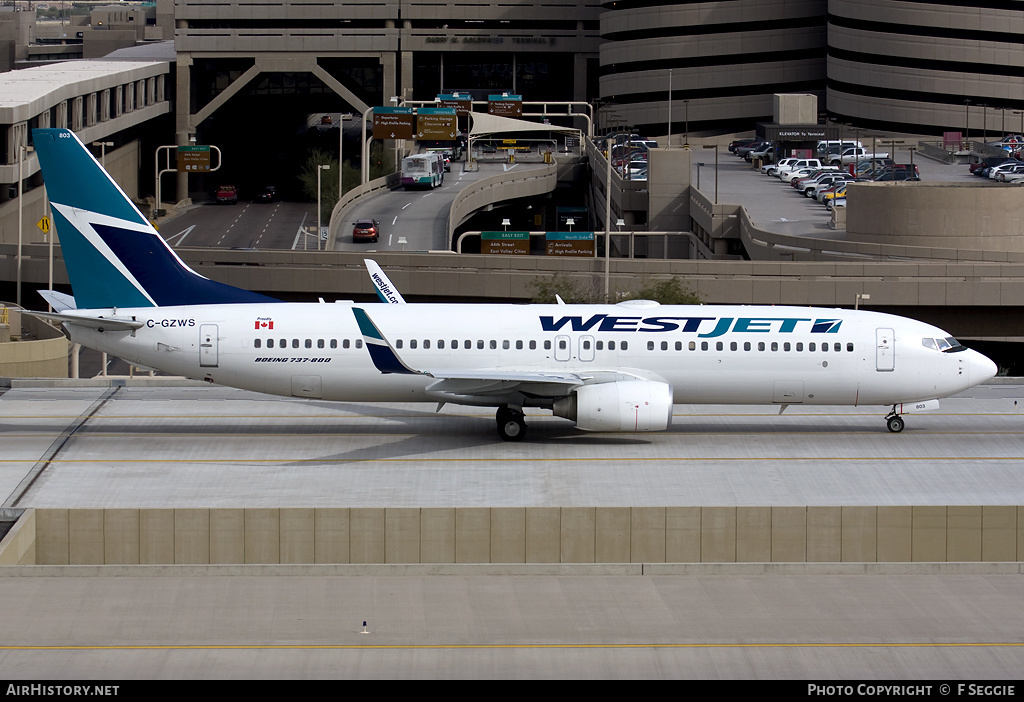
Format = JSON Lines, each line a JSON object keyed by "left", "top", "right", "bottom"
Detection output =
{"left": 255, "top": 318, "right": 274, "bottom": 330}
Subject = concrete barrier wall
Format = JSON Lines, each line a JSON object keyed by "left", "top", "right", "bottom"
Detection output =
{"left": 10, "top": 506, "right": 1022, "bottom": 566}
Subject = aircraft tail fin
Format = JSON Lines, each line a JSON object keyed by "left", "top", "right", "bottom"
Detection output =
{"left": 32, "top": 128, "right": 277, "bottom": 310}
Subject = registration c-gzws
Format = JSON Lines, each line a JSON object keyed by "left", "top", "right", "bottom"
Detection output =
{"left": 146, "top": 318, "right": 196, "bottom": 328}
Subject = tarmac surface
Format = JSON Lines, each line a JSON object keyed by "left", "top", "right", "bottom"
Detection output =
{"left": 2, "top": 381, "right": 1024, "bottom": 679}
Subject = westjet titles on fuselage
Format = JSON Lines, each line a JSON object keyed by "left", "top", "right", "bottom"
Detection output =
{"left": 539, "top": 314, "right": 842, "bottom": 337}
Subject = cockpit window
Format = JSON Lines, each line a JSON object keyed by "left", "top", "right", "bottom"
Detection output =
{"left": 924, "top": 336, "right": 967, "bottom": 353}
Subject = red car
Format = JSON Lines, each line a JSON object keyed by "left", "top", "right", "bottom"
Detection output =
{"left": 352, "top": 218, "right": 379, "bottom": 243}
{"left": 216, "top": 185, "right": 238, "bottom": 204}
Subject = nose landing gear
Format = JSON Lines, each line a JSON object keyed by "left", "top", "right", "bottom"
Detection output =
{"left": 885, "top": 406, "right": 905, "bottom": 433}
{"left": 496, "top": 406, "right": 527, "bottom": 442}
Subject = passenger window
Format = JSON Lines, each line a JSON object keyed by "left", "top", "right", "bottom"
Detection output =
{"left": 620, "top": 341, "right": 628, "bottom": 350}
{"left": 305, "top": 339, "right": 312, "bottom": 349}
{"left": 396, "top": 340, "right": 403, "bottom": 349}
{"left": 783, "top": 343, "right": 791, "bottom": 351}
{"left": 689, "top": 341, "right": 696, "bottom": 351}
{"left": 342, "top": 339, "right": 350, "bottom": 349}
{"left": 675, "top": 341, "right": 682, "bottom": 351}
{"left": 451, "top": 340, "right": 459, "bottom": 349}
{"left": 529, "top": 340, "right": 537, "bottom": 350}
{"left": 477, "top": 340, "right": 484, "bottom": 349}
{"left": 355, "top": 340, "right": 363, "bottom": 349}
{"left": 424, "top": 340, "right": 431, "bottom": 349}
{"left": 268, "top": 339, "right": 275, "bottom": 348}
{"left": 515, "top": 341, "right": 522, "bottom": 350}
{"left": 279, "top": 338, "right": 286, "bottom": 348}
{"left": 822, "top": 343, "right": 828, "bottom": 353}
{"left": 716, "top": 342, "right": 724, "bottom": 351}
{"left": 743, "top": 342, "right": 751, "bottom": 351}
{"left": 795, "top": 343, "right": 802, "bottom": 352}
{"left": 771, "top": 342, "right": 778, "bottom": 352}
{"left": 834, "top": 343, "right": 841, "bottom": 352}
{"left": 661, "top": 341, "right": 669, "bottom": 351}
{"left": 648, "top": 341, "right": 655, "bottom": 351}
{"left": 596, "top": 341, "right": 604, "bottom": 350}
{"left": 701, "top": 341, "right": 708, "bottom": 351}
{"left": 809, "top": 343, "right": 816, "bottom": 352}
{"left": 503, "top": 340, "right": 510, "bottom": 350}
{"left": 544, "top": 340, "right": 551, "bottom": 350}
{"left": 730, "top": 342, "right": 737, "bottom": 351}
{"left": 292, "top": 339, "right": 299, "bottom": 349}
{"left": 490, "top": 340, "right": 497, "bottom": 350}
{"left": 558, "top": 339, "right": 567, "bottom": 350}
{"left": 758, "top": 342, "right": 765, "bottom": 351}
{"left": 329, "top": 339, "right": 337, "bottom": 349}
{"left": 318, "top": 339, "right": 325, "bottom": 349}
{"left": 582, "top": 340, "right": 591, "bottom": 350}
{"left": 410, "top": 339, "right": 418, "bottom": 349}
{"left": 438, "top": 340, "right": 445, "bottom": 349}
{"left": 847, "top": 343, "right": 854, "bottom": 352}
{"left": 254, "top": 339, "right": 262, "bottom": 349}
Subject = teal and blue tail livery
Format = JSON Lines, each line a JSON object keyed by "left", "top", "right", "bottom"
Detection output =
{"left": 33, "top": 128, "right": 277, "bottom": 309}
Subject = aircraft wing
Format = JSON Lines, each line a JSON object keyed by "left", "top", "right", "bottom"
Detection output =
{"left": 352, "top": 306, "right": 646, "bottom": 398}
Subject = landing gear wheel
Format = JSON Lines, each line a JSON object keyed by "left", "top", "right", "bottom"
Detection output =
{"left": 496, "top": 407, "right": 527, "bottom": 442}
{"left": 886, "top": 415, "right": 905, "bottom": 433}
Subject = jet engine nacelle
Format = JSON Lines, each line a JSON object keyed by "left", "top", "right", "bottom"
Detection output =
{"left": 553, "top": 380, "right": 673, "bottom": 432}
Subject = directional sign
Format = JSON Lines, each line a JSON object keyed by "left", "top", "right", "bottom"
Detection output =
{"left": 37, "top": 216, "right": 51, "bottom": 233}
{"left": 482, "top": 231, "right": 530, "bottom": 255}
{"left": 177, "top": 145, "right": 211, "bottom": 172}
{"left": 488, "top": 94, "right": 523, "bottom": 117}
{"left": 438, "top": 94, "right": 472, "bottom": 117}
{"left": 372, "top": 107, "right": 415, "bottom": 140}
{"left": 545, "top": 231, "right": 594, "bottom": 257}
{"left": 416, "top": 108, "right": 458, "bottom": 140}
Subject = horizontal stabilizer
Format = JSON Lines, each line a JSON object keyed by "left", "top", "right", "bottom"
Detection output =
{"left": 23, "top": 310, "right": 145, "bottom": 332}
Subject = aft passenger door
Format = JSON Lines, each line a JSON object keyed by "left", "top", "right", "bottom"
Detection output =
{"left": 200, "top": 324, "right": 219, "bottom": 368}
{"left": 554, "top": 334, "right": 571, "bottom": 362}
{"left": 876, "top": 327, "right": 894, "bottom": 372}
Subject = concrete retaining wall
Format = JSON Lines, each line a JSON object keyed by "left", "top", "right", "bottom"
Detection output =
{"left": 4, "top": 506, "right": 1021, "bottom": 566}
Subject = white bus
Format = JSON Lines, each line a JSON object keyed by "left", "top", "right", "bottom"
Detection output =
{"left": 401, "top": 154, "right": 443, "bottom": 189}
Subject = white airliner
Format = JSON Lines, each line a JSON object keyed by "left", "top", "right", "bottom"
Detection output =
{"left": 28, "top": 128, "right": 998, "bottom": 441}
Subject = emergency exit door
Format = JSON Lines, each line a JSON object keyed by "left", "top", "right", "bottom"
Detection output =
{"left": 876, "top": 327, "right": 894, "bottom": 372}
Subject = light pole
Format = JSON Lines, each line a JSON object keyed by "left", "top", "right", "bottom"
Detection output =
{"left": 317, "top": 163, "right": 330, "bottom": 252}
{"left": 16, "top": 144, "right": 34, "bottom": 308}
{"left": 92, "top": 141, "right": 113, "bottom": 167}
{"left": 683, "top": 99, "right": 690, "bottom": 149}
{"left": 855, "top": 293, "right": 870, "bottom": 310}
{"left": 666, "top": 69, "right": 672, "bottom": 149}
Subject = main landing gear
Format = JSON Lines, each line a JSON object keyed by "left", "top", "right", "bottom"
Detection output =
{"left": 885, "top": 406, "right": 905, "bottom": 433}
{"left": 496, "top": 406, "right": 527, "bottom": 442}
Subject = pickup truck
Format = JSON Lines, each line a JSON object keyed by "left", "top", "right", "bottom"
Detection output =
{"left": 831, "top": 148, "right": 890, "bottom": 166}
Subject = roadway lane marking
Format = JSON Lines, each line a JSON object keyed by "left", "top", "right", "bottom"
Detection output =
{"left": 163, "top": 225, "right": 195, "bottom": 247}
{"left": 392, "top": 216, "right": 398, "bottom": 225}
{"left": 402, "top": 203, "right": 412, "bottom": 209}
{"left": 503, "top": 164, "right": 519, "bottom": 172}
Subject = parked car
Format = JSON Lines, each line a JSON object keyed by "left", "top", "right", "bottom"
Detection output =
{"left": 763, "top": 157, "right": 798, "bottom": 176}
{"left": 735, "top": 140, "right": 770, "bottom": 158}
{"left": 745, "top": 142, "right": 775, "bottom": 162}
{"left": 216, "top": 185, "right": 238, "bottom": 204}
{"left": 729, "top": 137, "right": 760, "bottom": 153}
{"left": 352, "top": 218, "right": 380, "bottom": 243}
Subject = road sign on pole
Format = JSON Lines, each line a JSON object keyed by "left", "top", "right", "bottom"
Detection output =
{"left": 177, "top": 145, "right": 211, "bottom": 172}
{"left": 416, "top": 108, "right": 457, "bottom": 140}
{"left": 372, "top": 107, "right": 415, "bottom": 140}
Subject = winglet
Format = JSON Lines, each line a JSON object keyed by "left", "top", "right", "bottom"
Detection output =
{"left": 365, "top": 259, "right": 406, "bottom": 303}
{"left": 352, "top": 307, "right": 420, "bottom": 375}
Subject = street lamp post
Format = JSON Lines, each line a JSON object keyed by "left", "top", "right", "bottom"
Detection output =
{"left": 702, "top": 144, "right": 718, "bottom": 204}
{"left": 855, "top": 293, "right": 870, "bottom": 310}
{"left": 683, "top": 99, "right": 690, "bottom": 149}
{"left": 317, "top": 163, "right": 330, "bottom": 252}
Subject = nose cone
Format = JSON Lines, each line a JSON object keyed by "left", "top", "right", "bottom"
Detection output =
{"left": 969, "top": 350, "right": 998, "bottom": 385}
